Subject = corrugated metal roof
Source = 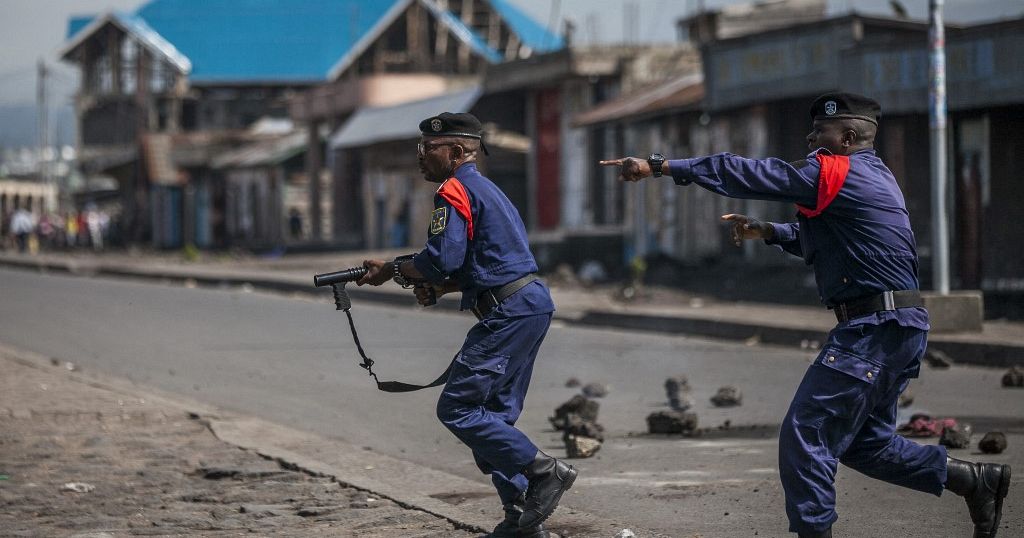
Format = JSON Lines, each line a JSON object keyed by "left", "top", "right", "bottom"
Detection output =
{"left": 61, "top": 11, "right": 192, "bottom": 74}
{"left": 329, "top": 87, "right": 482, "bottom": 149}
{"left": 64, "top": 0, "right": 559, "bottom": 84}
{"left": 573, "top": 74, "right": 704, "bottom": 127}
{"left": 212, "top": 131, "right": 307, "bottom": 169}
{"left": 488, "top": 0, "right": 564, "bottom": 53}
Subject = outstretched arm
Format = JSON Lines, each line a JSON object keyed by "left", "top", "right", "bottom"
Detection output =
{"left": 600, "top": 154, "right": 820, "bottom": 206}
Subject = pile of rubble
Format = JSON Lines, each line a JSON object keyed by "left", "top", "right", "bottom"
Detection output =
{"left": 551, "top": 380, "right": 608, "bottom": 459}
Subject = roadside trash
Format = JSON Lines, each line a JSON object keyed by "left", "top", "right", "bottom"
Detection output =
{"left": 65, "top": 361, "right": 77, "bottom": 372}
{"left": 898, "top": 386, "right": 915, "bottom": 408}
{"left": 924, "top": 349, "right": 953, "bottom": 369}
{"left": 62, "top": 482, "right": 95, "bottom": 493}
{"left": 710, "top": 386, "right": 742, "bottom": 407}
{"left": 549, "top": 395, "right": 599, "bottom": 430}
{"left": 1001, "top": 366, "right": 1024, "bottom": 388}
{"left": 979, "top": 432, "right": 1008, "bottom": 454}
{"left": 647, "top": 410, "right": 698, "bottom": 434}
{"left": 939, "top": 423, "right": 972, "bottom": 449}
{"left": 564, "top": 377, "right": 581, "bottom": 388}
{"left": 615, "top": 530, "right": 637, "bottom": 538}
{"left": 582, "top": 382, "right": 609, "bottom": 398}
{"left": 897, "top": 414, "right": 958, "bottom": 437}
{"left": 0, "top": 474, "right": 9, "bottom": 480}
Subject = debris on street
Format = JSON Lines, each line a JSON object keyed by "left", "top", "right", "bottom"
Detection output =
{"left": 550, "top": 395, "right": 600, "bottom": 430}
{"left": 1002, "top": 366, "right": 1024, "bottom": 388}
{"left": 565, "top": 376, "right": 581, "bottom": 388}
{"left": 710, "top": 386, "right": 742, "bottom": 407}
{"left": 664, "top": 375, "right": 693, "bottom": 411}
{"left": 897, "top": 414, "right": 958, "bottom": 438}
{"left": 582, "top": 382, "right": 609, "bottom": 398}
{"left": 646, "top": 410, "right": 698, "bottom": 435}
{"left": 939, "top": 423, "right": 972, "bottom": 449}
{"left": 978, "top": 432, "right": 1008, "bottom": 454}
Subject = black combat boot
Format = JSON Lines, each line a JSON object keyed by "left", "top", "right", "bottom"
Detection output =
{"left": 519, "top": 451, "right": 578, "bottom": 529}
{"left": 945, "top": 457, "right": 1011, "bottom": 538}
{"left": 798, "top": 529, "right": 831, "bottom": 538}
{"left": 489, "top": 494, "right": 549, "bottom": 538}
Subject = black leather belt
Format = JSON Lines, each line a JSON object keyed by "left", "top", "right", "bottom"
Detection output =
{"left": 471, "top": 274, "right": 539, "bottom": 320}
{"left": 831, "top": 290, "right": 924, "bottom": 322}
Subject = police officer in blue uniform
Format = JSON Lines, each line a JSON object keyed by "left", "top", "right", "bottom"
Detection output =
{"left": 601, "top": 93, "right": 1011, "bottom": 537}
{"left": 358, "top": 112, "right": 577, "bottom": 537}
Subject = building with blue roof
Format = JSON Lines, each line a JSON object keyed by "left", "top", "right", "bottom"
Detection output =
{"left": 58, "top": 0, "right": 564, "bottom": 248}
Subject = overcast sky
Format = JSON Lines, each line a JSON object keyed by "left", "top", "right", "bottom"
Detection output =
{"left": 0, "top": 0, "right": 1020, "bottom": 144}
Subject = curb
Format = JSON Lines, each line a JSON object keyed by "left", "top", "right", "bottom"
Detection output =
{"left": 3, "top": 255, "right": 1021, "bottom": 368}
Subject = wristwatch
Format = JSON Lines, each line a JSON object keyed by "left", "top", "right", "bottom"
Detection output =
{"left": 647, "top": 153, "right": 666, "bottom": 178}
{"left": 391, "top": 254, "right": 416, "bottom": 288}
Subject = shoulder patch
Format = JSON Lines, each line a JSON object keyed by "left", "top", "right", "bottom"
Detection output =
{"left": 430, "top": 207, "right": 448, "bottom": 235}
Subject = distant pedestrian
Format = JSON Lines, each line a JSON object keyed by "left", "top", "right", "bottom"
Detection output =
{"left": 288, "top": 207, "right": 303, "bottom": 240}
{"left": 602, "top": 92, "right": 1010, "bottom": 538}
{"left": 10, "top": 207, "right": 34, "bottom": 253}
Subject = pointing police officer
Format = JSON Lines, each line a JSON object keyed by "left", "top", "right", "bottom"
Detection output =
{"left": 358, "top": 112, "right": 576, "bottom": 537}
{"left": 601, "top": 92, "right": 1011, "bottom": 538}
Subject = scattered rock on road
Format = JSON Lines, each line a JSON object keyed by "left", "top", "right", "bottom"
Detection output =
{"left": 564, "top": 433, "right": 602, "bottom": 458}
{"left": 665, "top": 376, "right": 693, "bottom": 411}
{"left": 647, "top": 410, "right": 698, "bottom": 435}
{"left": 939, "top": 423, "right": 972, "bottom": 449}
{"left": 710, "top": 386, "right": 742, "bottom": 407}
{"left": 565, "top": 377, "right": 581, "bottom": 388}
{"left": 1002, "top": 366, "right": 1024, "bottom": 388}
{"left": 978, "top": 432, "right": 1008, "bottom": 454}
{"left": 582, "top": 382, "right": 609, "bottom": 398}
{"left": 549, "top": 395, "right": 599, "bottom": 430}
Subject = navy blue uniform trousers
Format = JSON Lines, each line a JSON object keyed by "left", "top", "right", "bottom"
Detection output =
{"left": 779, "top": 318, "right": 948, "bottom": 533}
{"left": 437, "top": 307, "right": 552, "bottom": 504}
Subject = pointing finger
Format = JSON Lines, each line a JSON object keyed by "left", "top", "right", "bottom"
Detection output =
{"left": 599, "top": 159, "right": 623, "bottom": 166}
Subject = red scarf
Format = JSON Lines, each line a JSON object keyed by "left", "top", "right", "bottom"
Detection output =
{"left": 796, "top": 154, "right": 850, "bottom": 218}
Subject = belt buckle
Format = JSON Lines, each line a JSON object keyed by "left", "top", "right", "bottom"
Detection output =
{"left": 882, "top": 290, "right": 896, "bottom": 311}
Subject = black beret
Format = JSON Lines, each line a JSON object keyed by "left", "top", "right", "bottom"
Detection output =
{"left": 810, "top": 92, "right": 881, "bottom": 125}
{"left": 419, "top": 112, "right": 484, "bottom": 139}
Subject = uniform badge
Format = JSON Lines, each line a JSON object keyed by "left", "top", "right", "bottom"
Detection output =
{"left": 825, "top": 100, "right": 837, "bottom": 116}
{"left": 430, "top": 207, "right": 447, "bottom": 234}
{"left": 430, "top": 118, "right": 443, "bottom": 132}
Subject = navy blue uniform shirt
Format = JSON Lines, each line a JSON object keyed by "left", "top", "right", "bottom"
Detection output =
{"left": 667, "top": 149, "right": 928, "bottom": 330}
{"left": 412, "top": 163, "right": 554, "bottom": 315}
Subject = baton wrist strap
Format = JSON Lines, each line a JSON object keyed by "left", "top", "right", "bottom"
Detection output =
{"left": 343, "top": 308, "right": 453, "bottom": 393}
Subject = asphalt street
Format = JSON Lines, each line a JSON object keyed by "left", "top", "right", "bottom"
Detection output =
{"left": 0, "top": 266, "right": 1020, "bottom": 537}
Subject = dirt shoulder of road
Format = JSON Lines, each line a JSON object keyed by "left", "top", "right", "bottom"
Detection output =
{"left": 0, "top": 345, "right": 480, "bottom": 538}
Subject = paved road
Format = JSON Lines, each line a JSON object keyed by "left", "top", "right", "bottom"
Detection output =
{"left": 1, "top": 267, "right": 1020, "bottom": 537}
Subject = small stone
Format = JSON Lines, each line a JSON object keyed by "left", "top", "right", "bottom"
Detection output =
{"left": 62, "top": 482, "right": 95, "bottom": 493}
{"left": 582, "top": 382, "right": 609, "bottom": 398}
{"left": 549, "top": 395, "right": 599, "bottom": 430}
{"left": 615, "top": 530, "right": 637, "bottom": 538}
{"left": 647, "top": 410, "right": 698, "bottom": 434}
{"left": 924, "top": 349, "right": 953, "bottom": 369}
{"left": 939, "top": 423, "right": 972, "bottom": 449}
{"left": 562, "top": 414, "right": 605, "bottom": 442}
{"left": 565, "top": 377, "right": 581, "bottom": 388}
{"left": 710, "top": 386, "right": 742, "bottom": 407}
{"left": 1001, "top": 366, "right": 1024, "bottom": 388}
{"left": 564, "top": 434, "right": 602, "bottom": 458}
{"left": 978, "top": 432, "right": 1008, "bottom": 454}
{"left": 665, "top": 376, "right": 692, "bottom": 411}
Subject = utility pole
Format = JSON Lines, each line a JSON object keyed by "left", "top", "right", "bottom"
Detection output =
{"left": 929, "top": 0, "right": 950, "bottom": 294}
{"left": 37, "top": 58, "right": 49, "bottom": 187}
